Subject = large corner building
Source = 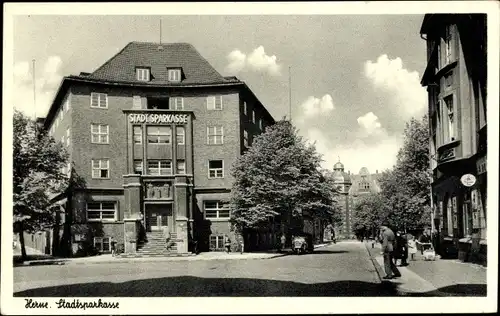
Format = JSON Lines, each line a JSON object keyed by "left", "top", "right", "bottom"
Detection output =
{"left": 420, "top": 14, "right": 487, "bottom": 264}
{"left": 42, "top": 42, "right": 275, "bottom": 256}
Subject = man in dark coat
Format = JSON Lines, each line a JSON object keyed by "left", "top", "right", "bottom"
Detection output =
{"left": 380, "top": 221, "right": 401, "bottom": 279}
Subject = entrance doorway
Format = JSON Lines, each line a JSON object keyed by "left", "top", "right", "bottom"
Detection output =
{"left": 145, "top": 204, "right": 173, "bottom": 232}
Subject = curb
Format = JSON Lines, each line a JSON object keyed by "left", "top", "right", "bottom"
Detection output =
{"left": 363, "top": 242, "right": 385, "bottom": 283}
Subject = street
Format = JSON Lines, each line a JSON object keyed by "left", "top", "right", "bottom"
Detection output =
{"left": 14, "top": 241, "right": 396, "bottom": 297}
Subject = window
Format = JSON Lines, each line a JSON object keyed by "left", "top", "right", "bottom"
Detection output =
{"left": 147, "top": 160, "right": 172, "bottom": 175}
{"left": 169, "top": 97, "right": 184, "bottom": 110}
{"left": 133, "top": 126, "right": 142, "bottom": 144}
{"left": 444, "top": 95, "right": 454, "bottom": 141}
{"left": 252, "top": 110, "right": 256, "bottom": 123}
{"left": 446, "top": 197, "right": 453, "bottom": 236}
{"left": 168, "top": 69, "right": 181, "bottom": 82}
{"left": 444, "top": 25, "right": 453, "bottom": 65}
{"left": 463, "top": 200, "right": 473, "bottom": 237}
{"left": 243, "top": 130, "right": 249, "bottom": 147}
{"left": 134, "top": 160, "right": 143, "bottom": 175}
{"left": 87, "top": 202, "right": 116, "bottom": 221}
{"left": 207, "top": 126, "right": 224, "bottom": 145}
{"left": 60, "top": 108, "right": 64, "bottom": 121}
{"left": 176, "top": 126, "right": 185, "bottom": 145}
{"left": 177, "top": 160, "right": 186, "bottom": 174}
{"left": 209, "top": 235, "right": 225, "bottom": 251}
{"left": 136, "top": 68, "right": 150, "bottom": 81}
{"left": 208, "top": 160, "right": 223, "bottom": 178}
{"left": 147, "top": 126, "right": 171, "bottom": 144}
{"left": 207, "top": 96, "right": 223, "bottom": 110}
{"left": 64, "top": 96, "right": 70, "bottom": 112}
{"left": 259, "top": 118, "right": 263, "bottom": 130}
{"left": 92, "top": 159, "right": 110, "bottom": 179}
{"left": 91, "top": 124, "right": 109, "bottom": 144}
{"left": 90, "top": 92, "right": 108, "bottom": 108}
{"left": 204, "top": 201, "right": 230, "bottom": 219}
{"left": 93, "top": 237, "right": 111, "bottom": 253}
{"left": 147, "top": 97, "right": 169, "bottom": 110}
{"left": 66, "top": 128, "right": 70, "bottom": 146}
{"left": 243, "top": 101, "right": 247, "bottom": 115}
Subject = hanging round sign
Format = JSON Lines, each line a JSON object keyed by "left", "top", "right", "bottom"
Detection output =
{"left": 460, "top": 174, "right": 476, "bottom": 187}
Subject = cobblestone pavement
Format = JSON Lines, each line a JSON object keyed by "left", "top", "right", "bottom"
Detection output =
{"left": 14, "top": 241, "right": 393, "bottom": 297}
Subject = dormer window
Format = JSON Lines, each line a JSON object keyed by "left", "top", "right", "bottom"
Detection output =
{"left": 136, "top": 68, "right": 150, "bottom": 81}
{"left": 168, "top": 69, "right": 182, "bottom": 82}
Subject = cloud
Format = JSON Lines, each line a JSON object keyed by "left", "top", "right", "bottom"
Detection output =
{"left": 304, "top": 127, "right": 401, "bottom": 174}
{"left": 300, "top": 94, "right": 335, "bottom": 119}
{"left": 226, "top": 46, "right": 281, "bottom": 76}
{"left": 364, "top": 54, "right": 427, "bottom": 118}
{"left": 13, "top": 56, "right": 63, "bottom": 118}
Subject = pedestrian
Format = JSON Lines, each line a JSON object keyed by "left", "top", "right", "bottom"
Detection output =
{"left": 239, "top": 235, "right": 244, "bottom": 254}
{"left": 224, "top": 235, "right": 231, "bottom": 253}
{"left": 280, "top": 234, "right": 286, "bottom": 252}
{"left": 407, "top": 235, "right": 417, "bottom": 261}
{"left": 397, "top": 231, "right": 408, "bottom": 266}
{"left": 111, "top": 237, "right": 116, "bottom": 257}
{"left": 417, "top": 228, "right": 432, "bottom": 255}
{"left": 380, "top": 221, "right": 401, "bottom": 280}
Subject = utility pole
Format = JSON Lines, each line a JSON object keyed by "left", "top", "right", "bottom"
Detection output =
{"left": 32, "top": 59, "right": 36, "bottom": 119}
{"left": 160, "top": 19, "right": 162, "bottom": 44}
{"left": 288, "top": 66, "right": 292, "bottom": 122}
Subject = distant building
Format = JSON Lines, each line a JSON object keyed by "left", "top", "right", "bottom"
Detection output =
{"left": 36, "top": 42, "right": 276, "bottom": 257}
{"left": 420, "top": 14, "right": 487, "bottom": 264}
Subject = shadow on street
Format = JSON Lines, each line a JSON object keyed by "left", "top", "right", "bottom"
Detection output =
{"left": 15, "top": 276, "right": 398, "bottom": 297}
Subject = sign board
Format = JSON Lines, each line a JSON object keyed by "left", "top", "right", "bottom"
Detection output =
{"left": 129, "top": 113, "right": 189, "bottom": 124}
{"left": 460, "top": 174, "right": 477, "bottom": 187}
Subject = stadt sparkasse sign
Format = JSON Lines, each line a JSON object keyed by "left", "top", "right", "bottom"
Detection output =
{"left": 128, "top": 113, "right": 189, "bottom": 124}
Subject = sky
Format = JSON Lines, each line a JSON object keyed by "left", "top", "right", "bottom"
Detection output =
{"left": 10, "top": 8, "right": 429, "bottom": 175}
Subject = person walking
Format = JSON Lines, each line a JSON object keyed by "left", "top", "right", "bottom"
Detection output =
{"left": 407, "top": 235, "right": 417, "bottom": 261}
{"left": 280, "top": 234, "right": 286, "bottom": 253}
{"left": 224, "top": 235, "right": 231, "bottom": 253}
{"left": 417, "top": 229, "right": 432, "bottom": 255}
{"left": 398, "top": 231, "right": 408, "bottom": 266}
{"left": 380, "top": 221, "right": 401, "bottom": 280}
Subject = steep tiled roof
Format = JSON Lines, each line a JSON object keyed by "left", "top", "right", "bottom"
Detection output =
{"left": 87, "top": 42, "right": 236, "bottom": 85}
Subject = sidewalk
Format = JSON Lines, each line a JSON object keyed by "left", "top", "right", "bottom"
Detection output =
{"left": 14, "top": 243, "right": 330, "bottom": 266}
{"left": 365, "top": 241, "right": 487, "bottom": 296}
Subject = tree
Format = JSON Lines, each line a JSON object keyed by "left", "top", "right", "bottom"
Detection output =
{"left": 13, "top": 110, "right": 69, "bottom": 261}
{"left": 378, "top": 115, "right": 432, "bottom": 231}
{"left": 229, "top": 120, "right": 340, "bottom": 235}
{"left": 351, "top": 193, "right": 389, "bottom": 238}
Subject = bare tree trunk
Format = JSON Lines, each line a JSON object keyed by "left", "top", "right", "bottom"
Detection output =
{"left": 19, "top": 221, "right": 27, "bottom": 261}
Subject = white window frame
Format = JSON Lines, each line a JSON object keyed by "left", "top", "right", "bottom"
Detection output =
{"left": 134, "top": 160, "right": 143, "bottom": 175}
{"left": 90, "top": 92, "right": 108, "bottom": 109}
{"left": 66, "top": 128, "right": 70, "bottom": 146}
{"left": 93, "top": 237, "right": 112, "bottom": 253}
{"left": 209, "top": 235, "right": 225, "bottom": 251}
{"left": 207, "top": 96, "right": 223, "bottom": 110}
{"left": 92, "top": 159, "right": 110, "bottom": 179}
{"left": 204, "top": 201, "right": 230, "bottom": 219}
{"left": 168, "top": 69, "right": 181, "bottom": 82}
{"left": 207, "top": 126, "right": 224, "bottom": 145}
{"left": 444, "top": 94, "right": 455, "bottom": 142}
{"left": 177, "top": 160, "right": 186, "bottom": 174}
{"left": 169, "top": 97, "right": 184, "bottom": 110}
{"left": 259, "top": 118, "right": 263, "bottom": 130}
{"left": 252, "top": 110, "right": 256, "bottom": 123}
{"left": 87, "top": 202, "right": 117, "bottom": 222}
{"left": 176, "top": 126, "right": 185, "bottom": 145}
{"left": 208, "top": 160, "right": 224, "bottom": 179}
{"left": 136, "top": 68, "right": 150, "bottom": 81}
{"left": 133, "top": 126, "right": 142, "bottom": 144}
{"left": 147, "top": 160, "right": 172, "bottom": 176}
{"left": 91, "top": 123, "right": 109, "bottom": 144}
{"left": 444, "top": 25, "right": 453, "bottom": 65}
{"left": 147, "top": 126, "right": 172, "bottom": 144}
{"left": 243, "top": 101, "right": 247, "bottom": 115}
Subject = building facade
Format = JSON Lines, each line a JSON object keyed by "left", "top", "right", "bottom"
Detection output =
{"left": 420, "top": 14, "right": 487, "bottom": 264}
{"left": 331, "top": 161, "right": 352, "bottom": 239}
{"left": 42, "top": 42, "right": 275, "bottom": 256}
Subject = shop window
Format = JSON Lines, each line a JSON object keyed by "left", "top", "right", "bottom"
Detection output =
{"left": 209, "top": 235, "right": 225, "bottom": 251}
{"left": 204, "top": 201, "right": 230, "bottom": 219}
{"left": 147, "top": 126, "right": 171, "bottom": 144}
{"left": 92, "top": 159, "right": 109, "bottom": 179}
{"left": 176, "top": 126, "right": 185, "bottom": 145}
{"left": 94, "top": 237, "right": 111, "bottom": 253}
{"left": 208, "top": 160, "right": 223, "bottom": 178}
{"left": 147, "top": 160, "right": 172, "bottom": 175}
{"left": 207, "top": 126, "right": 224, "bottom": 145}
{"left": 133, "top": 126, "right": 142, "bottom": 144}
{"left": 91, "top": 124, "right": 109, "bottom": 144}
{"left": 463, "top": 200, "right": 473, "bottom": 238}
{"left": 87, "top": 202, "right": 116, "bottom": 221}
{"left": 90, "top": 92, "right": 108, "bottom": 109}
{"left": 207, "top": 96, "right": 223, "bottom": 110}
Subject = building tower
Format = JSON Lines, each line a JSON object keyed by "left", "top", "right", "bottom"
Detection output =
{"left": 332, "top": 159, "right": 352, "bottom": 239}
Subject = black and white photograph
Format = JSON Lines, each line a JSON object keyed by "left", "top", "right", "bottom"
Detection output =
{"left": 2, "top": 2, "right": 498, "bottom": 314}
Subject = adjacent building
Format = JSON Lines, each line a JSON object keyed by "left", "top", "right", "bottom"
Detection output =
{"left": 420, "top": 14, "right": 487, "bottom": 264}
{"left": 41, "top": 42, "right": 275, "bottom": 256}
